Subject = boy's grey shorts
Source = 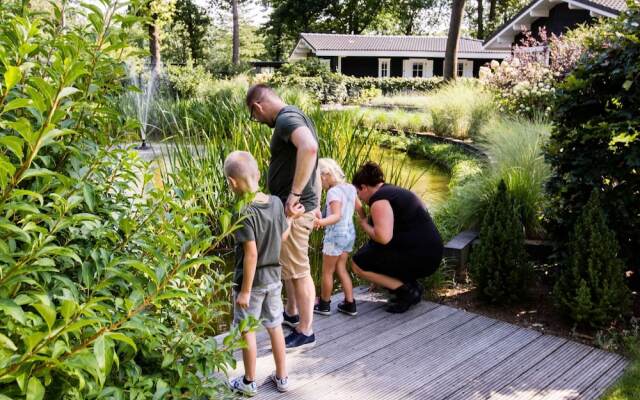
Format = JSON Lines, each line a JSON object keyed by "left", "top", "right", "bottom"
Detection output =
{"left": 233, "top": 281, "right": 284, "bottom": 329}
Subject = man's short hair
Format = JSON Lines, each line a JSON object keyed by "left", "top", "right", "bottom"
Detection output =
{"left": 224, "top": 151, "right": 260, "bottom": 184}
{"left": 246, "top": 83, "right": 277, "bottom": 107}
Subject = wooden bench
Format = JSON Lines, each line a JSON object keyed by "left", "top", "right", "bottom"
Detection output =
{"left": 443, "top": 230, "right": 479, "bottom": 280}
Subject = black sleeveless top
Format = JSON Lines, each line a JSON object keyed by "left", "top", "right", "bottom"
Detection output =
{"left": 368, "top": 184, "right": 443, "bottom": 256}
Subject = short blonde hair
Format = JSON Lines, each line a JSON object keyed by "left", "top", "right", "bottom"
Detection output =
{"left": 224, "top": 151, "right": 260, "bottom": 191}
{"left": 318, "top": 158, "right": 346, "bottom": 184}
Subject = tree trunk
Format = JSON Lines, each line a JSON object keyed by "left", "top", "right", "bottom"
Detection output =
{"left": 477, "top": 0, "right": 484, "bottom": 38}
{"left": 232, "top": 0, "right": 240, "bottom": 65}
{"left": 444, "top": 0, "right": 465, "bottom": 80}
{"left": 148, "top": 12, "right": 161, "bottom": 73}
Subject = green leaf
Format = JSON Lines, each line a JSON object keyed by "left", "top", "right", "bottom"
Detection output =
{"left": 119, "top": 259, "right": 158, "bottom": 285}
{"left": 4, "top": 66, "right": 22, "bottom": 92}
{"left": 0, "top": 332, "right": 18, "bottom": 351}
{"left": 26, "top": 377, "right": 44, "bottom": 400}
{"left": 10, "top": 189, "right": 44, "bottom": 205}
{"left": 6, "top": 118, "right": 34, "bottom": 145}
{"left": 0, "top": 223, "right": 30, "bottom": 243}
{"left": 0, "top": 300, "right": 25, "bottom": 324}
{"left": 94, "top": 335, "right": 106, "bottom": 375}
{"left": 19, "top": 168, "right": 57, "bottom": 183}
{"left": 104, "top": 332, "right": 137, "bottom": 352}
{"left": 0, "top": 135, "right": 24, "bottom": 159}
{"left": 57, "top": 87, "right": 80, "bottom": 101}
{"left": 33, "top": 294, "right": 56, "bottom": 331}
{"left": 83, "top": 184, "right": 95, "bottom": 212}
{"left": 161, "top": 353, "right": 175, "bottom": 368}
{"left": 622, "top": 80, "right": 633, "bottom": 91}
{"left": 2, "top": 97, "right": 32, "bottom": 113}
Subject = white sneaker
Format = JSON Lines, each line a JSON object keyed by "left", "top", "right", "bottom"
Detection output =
{"left": 228, "top": 375, "right": 257, "bottom": 397}
{"left": 270, "top": 372, "right": 290, "bottom": 392}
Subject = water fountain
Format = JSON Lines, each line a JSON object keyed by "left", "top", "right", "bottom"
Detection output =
{"left": 126, "top": 65, "right": 158, "bottom": 151}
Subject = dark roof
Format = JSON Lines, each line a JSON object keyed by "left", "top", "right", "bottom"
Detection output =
{"left": 300, "top": 33, "right": 505, "bottom": 55}
{"left": 483, "top": 0, "right": 626, "bottom": 46}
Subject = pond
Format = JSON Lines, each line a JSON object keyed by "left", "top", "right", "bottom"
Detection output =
{"left": 370, "top": 145, "right": 450, "bottom": 211}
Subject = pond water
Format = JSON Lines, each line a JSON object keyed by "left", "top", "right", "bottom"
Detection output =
{"left": 370, "top": 146, "right": 450, "bottom": 211}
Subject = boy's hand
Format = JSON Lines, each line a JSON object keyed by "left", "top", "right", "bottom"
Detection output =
{"left": 290, "top": 203, "right": 305, "bottom": 219}
{"left": 236, "top": 291, "right": 251, "bottom": 309}
{"left": 313, "top": 218, "right": 324, "bottom": 229}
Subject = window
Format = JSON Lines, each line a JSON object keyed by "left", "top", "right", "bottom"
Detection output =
{"left": 457, "top": 62, "right": 465, "bottom": 77}
{"left": 412, "top": 62, "right": 424, "bottom": 78}
{"left": 457, "top": 59, "right": 472, "bottom": 77}
{"left": 378, "top": 58, "right": 390, "bottom": 78}
{"left": 403, "top": 59, "right": 433, "bottom": 78}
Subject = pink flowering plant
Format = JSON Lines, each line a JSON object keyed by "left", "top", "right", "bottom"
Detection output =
{"left": 480, "top": 26, "right": 592, "bottom": 119}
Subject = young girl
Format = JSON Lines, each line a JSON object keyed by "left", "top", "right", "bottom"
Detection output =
{"left": 313, "top": 158, "right": 359, "bottom": 316}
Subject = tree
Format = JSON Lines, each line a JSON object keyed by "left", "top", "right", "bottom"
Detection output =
{"left": 444, "top": 0, "right": 465, "bottom": 80}
{"left": 171, "top": 0, "right": 211, "bottom": 63}
{"left": 553, "top": 190, "right": 631, "bottom": 328}
{"left": 469, "top": 180, "right": 531, "bottom": 304}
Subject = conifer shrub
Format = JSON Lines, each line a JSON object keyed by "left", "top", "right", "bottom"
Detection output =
{"left": 469, "top": 180, "right": 531, "bottom": 304}
{"left": 553, "top": 190, "right": 631, "bottom": 328}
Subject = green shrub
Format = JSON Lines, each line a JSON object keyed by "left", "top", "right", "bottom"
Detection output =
{"left": 166, "top": 62, "right": 216, "bottom": 97}
{"left": 469, "top": 181, "right": 531, "bottom": 304}
{"left": 268, "top": 73, "right": 444, "bottom": 104}
{"left": 545, "top": 3, "right": 640, "bottom": 268}
{"left": 0, "top": 3, "right": 243, "bottom": 398}
{"left": 553, "top": 190, "right": 631, "bottom": 328}
{"left": 428, "top": 80, "right": 496, "bottom": 139}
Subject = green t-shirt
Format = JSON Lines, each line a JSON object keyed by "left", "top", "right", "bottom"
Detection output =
{"left": 233, "top": 195, "right": 288, "bottom": 289}
{"left": 268, "top": 105, "right": 319, "bottom": 212}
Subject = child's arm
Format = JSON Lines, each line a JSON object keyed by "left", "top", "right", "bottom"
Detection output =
{"left": 237, "top": 240, "right": 258, "bottom": 309}
{"left": 314, "top": 200, "right": 342, "bottom": 228}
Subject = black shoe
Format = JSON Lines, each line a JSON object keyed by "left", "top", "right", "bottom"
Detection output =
{"left": 285, "top": 330, "right": 316, "bottom": 350}
{"left": 314, "top": 299, "right": 331, "bottom": 316}
{"left": 385, "top": 284, "right": 420, "bottom": 314}
{"left": 282, "top": 312, "right": 300, "bottom": 328}
{"left": 337, "top": 300, "right": 357, "bottom": 316}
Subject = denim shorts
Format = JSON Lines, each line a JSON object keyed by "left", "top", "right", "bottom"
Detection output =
{"left": 233, "top": 281, "right": 284, "bottom": 329}
{"left": 322, "top": 234, "right": 355, "bottom": 256}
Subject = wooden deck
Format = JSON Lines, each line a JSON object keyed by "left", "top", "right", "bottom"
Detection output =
{"left": 228, "top": 287, "right": 627, "bottom": 399}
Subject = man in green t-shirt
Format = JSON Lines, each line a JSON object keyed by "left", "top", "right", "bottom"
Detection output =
{"left": 245, "top": 84, "right": 320, "bottom": 350}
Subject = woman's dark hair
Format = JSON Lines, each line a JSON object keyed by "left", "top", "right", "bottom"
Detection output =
{"left": 352, "top": 161, "right": 385, "bottom": 187}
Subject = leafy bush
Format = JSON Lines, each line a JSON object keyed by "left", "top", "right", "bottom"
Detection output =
{"left": 268, "top": 72, "right": 443, "bottom": 104}
{"left": 166, "top": 61, "right": 216, "bottom": 97}
{"left": 545, "top": 4, "right": 640, "bottom": 270}
{"left": 469, "top": 181, "right": 531, "bottom": 304}
{"left": 0, "top": 2, "right": 243, "bottom": 398}
{"left": 357, "top": 108, "right": 432, "bottom": 133}
{"left": 428, "top": 80, "right": 496, "bottom": 139}
{"left": 553, "top": 190, "right": 631, "bottom": 328}
{"left": 277, "top": 58, "right": 331, "bottom": 77}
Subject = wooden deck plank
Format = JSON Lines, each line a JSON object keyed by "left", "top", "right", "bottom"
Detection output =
{"left": 485, "top": 342, "right": 594, "bottom": 400}
{"left": 528, "top": 348, "right": 625, "bottom": 400}
{"left": 316, "top": 315, "right": 509, "bottom": 400}
{"left": 573, "top": 358, "right": 628, "bottom": 400}
{"left": 253, "top": 304, "right": 469, "bottom": 399}
{"left": 443, "top": 335, "right": 568, "bottom": 400}
{"left": 222, "top": 286, "right": 628, "bottom": 400}
{"left": 407, "top": 326, "right": 542, "bottom": 400}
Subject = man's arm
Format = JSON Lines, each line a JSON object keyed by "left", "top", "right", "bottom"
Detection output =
{"left": 285, "top": 126, "right": 318, "bottom": 214}
{"left": 237, "top": 240, "right": 258, "bottom": 309}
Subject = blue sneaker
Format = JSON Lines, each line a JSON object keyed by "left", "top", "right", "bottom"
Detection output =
{"left": 282, "top": 311, "right": 300, "bottom": 328}
{"left": 285, "top": 330, "right": 316, "bottom": 350}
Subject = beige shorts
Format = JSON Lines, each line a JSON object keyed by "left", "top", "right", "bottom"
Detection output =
{"left": 280, "top": 210, "right": 316, "bottom": 280}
